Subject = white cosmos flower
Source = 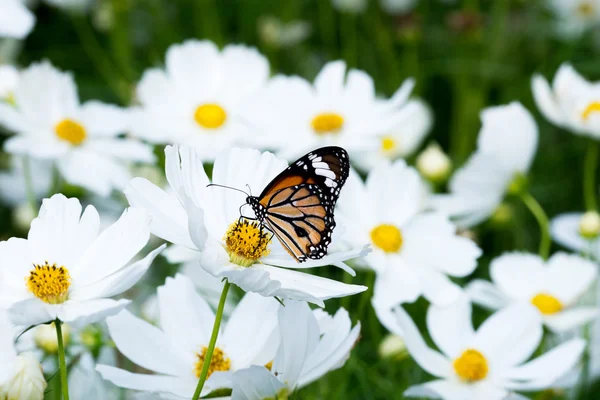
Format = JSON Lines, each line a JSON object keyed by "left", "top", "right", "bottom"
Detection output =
{"left": 466, "top": 252, "right": 598, "bottom": 333}
{"left": 532, "top": 63, "right": 600, "bottom": 139}
{"left": 546, "top": 0, "right": 600, "bottom": 39}
{"left": 395, "top": 297, "right": 586, "bottom": 400}
{"left": 244, "top": 60, "right": 416, "bottom": 162}
{"left": 431, "top": 102, "right": 538, "bottom": 228}
{"left": 69, "top": 352, "right": 119, "bottom": 400}
{"left": 0, "top": 65, "right": 19, "bottom": 102}
{"left": 0, "top": 61, "right": 155, "bottom": 197}
{"left": 125, "top": 145, "right": 368, "bottom": 307}
{"left": 551, "top": 211, "right": 600, "bottom": 259}
{"left": 231, "top": 300, "right": 360, "bottom": 400}
{"left": 0, "top": 193, "right": 164, "bottom": 328}
{"left": 336, "top": 159, "right": 481, "bottom": 312}
{"left": 0, "top": 0, "right": 35, "bottom": 39}
{"left": 130, "top": 40, "right": 269, "bottom": 160}
{"left": 97, "top": 273, "right": 280, "bottom": 398}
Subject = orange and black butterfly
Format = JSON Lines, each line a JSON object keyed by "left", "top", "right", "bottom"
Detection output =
{"left": 246, "top": 146, "right": 350, "bottom": 263}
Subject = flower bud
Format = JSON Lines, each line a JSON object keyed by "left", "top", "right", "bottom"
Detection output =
{"left": 579, "top": 211, "right": 600, "bottom": 239}
{"left": 378, "top": 334, "right": 408, "bottom": 360}
{"left": 80, "top": 325, "right": 104, "bottom": 354}
{"left": 490, "top": 203, "right": 514, "bottom": 227}
{"left": 507, "top": 173, "right": 528, "bottom": 196}
{"left": 12, "top": 203, "right": 36, "bottom": 233}
{"left": 0, "top": 352, "right": 46, "bottom": 400}
{"left": 416, "top": 143, "right": 452, "bottom": 183}
{"left": 33, "top": 323, "right": 70, "bottom": 354}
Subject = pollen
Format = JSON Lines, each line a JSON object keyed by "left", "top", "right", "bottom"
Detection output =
{"left": 381, "top": 136, "right": 396, "bottom": 152}
{"left": 55, "top": 119, "right": 86, "bottom": 145}
{"left": 311, "top": 112, "right": 344, "bottom": 135}
{"left": 531, "top": 293, "right": 563, "bottom": 315}
{"left": 224, "top": 220, "right": 271, "bottom": 267}
{"left": 194, "top": 103, "right": 227, "bottom": 129}
{"left": 370, "top": 224, "right": 403, "bottom": 253}
{"left": 453, "top": 349, "right": 488, "bottom": 382}
{"left": 26, "top": 261, "right": 71, "bottom": 304}
{"left": 194, "top": 346, "right": 231, "bottom": 379}
{"left": 582, "top": 102, "right": 600, "bottom": 120}
{"left": 578, "top": 2, "right": 595, "bottom": 17}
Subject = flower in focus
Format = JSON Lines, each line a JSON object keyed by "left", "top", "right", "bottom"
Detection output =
{"left": 97, "top": 274, "right": 280, "bottom": 398}
{"left": 532, "top": 63, "right": 600, "bottom": 139}
{"left": 0, "top": 65, "right": 19, "bottom": 103}
{"left": 352, "top": 99, "right": 432, "bottom": 171}
{"left": 546, "top": 0, "right": 600, "bottom": 39}
{"left": 551, "top": 211, "right": 600, "bottom": 259}
{"left": 467, "top": 252, "right": 598, "bottom": 332}
{"left": 231, "top": 300, "right": 360, "bottom": 400}
{"left": 130, "top": 40, "right": 270, "bottom": 160}
{"left": 415, "top": 142, "right": 452, "bottom": 184}
{"left": 395, "top": 297, "right": 586, "bottom": 400}
{"left": 126, "top": 145, "right": 368, "bottom": 306}
{"left": 431, "top": 102, "right": 538, "bottom": 228}
{"left": 336, "top": 160, "right": 480, "bottom": 313}
{"left": 0, "top": 0, "right": 35, "bottom": 39}
{"left": 258, "top": 16, "right": 312, "bottom": 49}
{"left": 0, "top": 61, "right": 155, "bottom": 196}
{"left": 0, "top": 193, "right": 164, "bottom": 327}
{"left": 244, "top": 60, "right": 416, "bottom": 162}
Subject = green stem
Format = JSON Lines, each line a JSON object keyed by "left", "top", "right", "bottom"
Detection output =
{"left": 191, "top": 281, "right": 231, "bottom": 400}
{"left": 341, "top": 13, "right": 357, "bottom": 68}
{"left": 584, "top": 140, "right": 598, "bottom": 211}
{"left": 22, "top": 156, "right": 37, "bottom": 214}
{"left": 55, "top": 320, "right": 70, "bottom": 400}
{"left": 520, "top": 192, "right": 551, "bottom": 259}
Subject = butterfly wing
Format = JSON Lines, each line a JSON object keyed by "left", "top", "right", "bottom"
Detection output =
{"left": 257, "top": 147, "right": 350, "bottom": 262}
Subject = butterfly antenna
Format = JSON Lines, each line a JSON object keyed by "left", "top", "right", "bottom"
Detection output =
{"left": 246, "top": 184, "right": 253, "bottom": 196}
{"left": 206, "top": 183, "right": 249, "bottom": 196}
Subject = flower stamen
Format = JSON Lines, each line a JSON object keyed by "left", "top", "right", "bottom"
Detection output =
{"left": 55, "top": 119, "right": 86, "bottom": 145}
{"left": 531, "top": 293, "right": 563, "bottom": 315}
{"left": 194, "top": 346, "right": 231, "bottom": 379}
{"left": 370, "top": 224, "right": 403, "bottom": 253}
{"left": 582, "top": 102, "right": 600, "bottom": 121}
{"left": 453, "top": 349, "right": 488, "bottom": 382}
{"left": 194, "top": 103, "right": 227, "bottom": 129}
{"left": 311, "top": 112, "right": 344, "bottom": 135}
{"left": 224, "top": 220, "right": 271, "bottom": 267}
{"left": 26, "top": 261, "right": 71, "bottom": 304}
{"left": 381, "top": 136, "right": 396, "bottom": 153}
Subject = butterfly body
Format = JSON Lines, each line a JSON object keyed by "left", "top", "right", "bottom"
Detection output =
{"left": 246, "top": 146, "right": 350, "bottom": 263}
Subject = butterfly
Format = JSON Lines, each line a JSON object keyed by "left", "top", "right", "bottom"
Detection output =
{"left": 245, "top": 146, "right": 350, "bottom": 263}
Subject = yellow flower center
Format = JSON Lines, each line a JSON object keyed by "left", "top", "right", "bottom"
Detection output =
{"left": 265, "top": 361, "right": 273, "bottom": 371}
{"left": 453, "top": 349, "right": 489, "bottom": 382}
{"left": 194, "top": 346, "right": 231, "bottom": 379}
{"left": 582, "top": 101, "right": 600, "bottom": 121}
{"left": 26, "top": 261, "right": 71, "bottom": 304}
{"left": 194, "top": 103, "right": 227, "bottom": 129}
{"left": 578, "top": 2, "right": 595, "bottom": 17}
{"left": 224, "top": 220, "right": 271, "bottom": 267}
{"left": 381, "top": 136, "right": 396, "bottom": 153}
{"left": 370, "top": 224, "right": 403, "bottom": 253}
{"left": 55, "top": 119, "right": 86, "bottom": 145}
{"left": 311, "top": 112, "right": 344, "bottom": 135}
{"left": 531, "top": 293, "right": 563, "bottom": 315}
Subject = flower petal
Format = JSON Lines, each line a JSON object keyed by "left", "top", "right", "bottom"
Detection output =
{"left": 465, "top": 280, "right": 509, "bottom": 310}
{"left": 231, "top": 366, "right": 286, "bottom": 400}
{"left": 427, "top": 296, "right": 474, "bottom": 359}
{"left": 57, "top": 298, "right": 131, "bottom": 326}
{"left": 531, "top": 74, "right": 565, "bottom": 127}
{"left": 544, "top": 252, "right": 597, "bottom": 304}
{"left": 544, "top": 307, "right": 599, "bottom": 333}
{"left": 490, "top": 252, "right": 544, "bottom": 301}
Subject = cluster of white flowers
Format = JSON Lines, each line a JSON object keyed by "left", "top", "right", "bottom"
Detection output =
{"left": 0, "top": 2, "right": 599, "bottom": 400}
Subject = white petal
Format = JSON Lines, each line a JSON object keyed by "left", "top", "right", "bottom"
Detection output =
{"left": 416, "top": 267, "right": 463, "bottom": 306}
{"left": 314, "top": 61, "right": 346, "bottom": 97}
{"left": 531, "top": 74, "right": 565, "bottom": 127}
{"left": 231, "top": 366, "right": 285, "bottom": 400}
{"left": 405, "top": 380, "right": 477, "bottom": 400}
{"left": 58, "top": 150, "right": 130, "bottom": 196}
{"left": 0, "top": 309, "right": 17, "bottom": 384}
{"left": 544, "top": 252, "right": 597, "bottom": 304}
{"left": 490, "top": 252, "right": 544, "bottom": 301}
{"left": 427, "top": 296, "right": 474, "bottom": 359}
{"left": 544, "top": 308, "right": 599, "bottom": 333}
{"left": 550, "top": 212, "right": 589, "bottom": 253}
{"left": 57, "top": 298, "right": 131, "bottom": 326}
{"left": 0, "top": 0, "right": 35, "bottom": 39}
{"left": 87, "top": 138, "right": 155, "bottom": 162}
{"left": 465, "top": 280, "right": 509, "bottom": 310}
{"left": 79, "top": 101, "right": 128, "bottom": 137}
{"left": 5, "top": 298, "right": 53, "bottom": 328}
{"left": 373, "top": 259, "right": 422, "bottom": 308}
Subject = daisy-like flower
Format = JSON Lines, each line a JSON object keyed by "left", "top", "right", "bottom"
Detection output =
{"left": 431, "top": 102, "right": 538, "bottom": 228}
{"left": 129, "top": 40, "right": 269, "bottom": 160}
{"left": 532, "top": 63, "right": 600, "bottom": 139}
{"left": 0, "top": 61, "right": 155, "bottom": 197}
{"left": 352, "top": 99, "right": 433, "bottom": 171}
{"left": 0, "top": 193, "right": 164, "bottom": 328}
{"left": 551, "top": 211, "right": 600, "bottom": 259}
{"left": 244, "top": 60, "right": 416, "bottom": 162}
{"left": 0, "top": 65, "right": 19, "bottom": 103}
{"left": 395, "top": 297, "right": 586, "bottom": 400}
{"left": 0, "top": 0, "right": 35, "bottom": 39}
{"left": 546, "top": 0, "right": 600, "bottom": 39}
{"left": 466, "top": 252, "right": 598, "bottom": 333}
{"left": 125, "top": 145, "right": 368, "bottom": 306}
{"left": 97, "top": 274, "right": 280, "bottom": 398}
{"left": 336, "top": 159, "right": 481, "bottom": 312}
{"left": 231, "top": 300, "right": 360, "bottom": 400}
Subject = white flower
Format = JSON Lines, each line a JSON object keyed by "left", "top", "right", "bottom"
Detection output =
{"left": 0, "top": 156, "right": 53, "bottom": 206}
{"left": 0, "top": 65, "right": 19, "bottom": 101}
{"left": 532, "top": 63, "right": 600, "bottom": 139}
{"left": 395, "top": 297, "right": 586, "bottom": 400}
{"left": 258, "top": 17, "right": 312, "bottom": 48}
{"left": 415, "top": 142, "right": 452, "bottom": 183}
{"left": 551, "top": 212, "right": 600, "bottom": 259}
{"left": 467, "top": 252, "right": 598, "bottom": 333}
{"left": 352, "top": 99, "right": 432, "bottom": 171}
{"left": 431, "top": 102, "right": 538, "bottom": 228}
{"left": 130, "top": 40, "right": 269, "bottom": 160}
{"left": 336, "top": 159, "right": 481, "bottom": 311}
{"left": 244, "top": 60, "right": 416, "bottom": 162}
{"left": 546, "top": 0, "right": 600, "bottom": 39}
{"left": 97, "top": 273, "right": 280, "bottom": 398}
{"left": 125, "top": 145, "right": 368, "bottom": 306}
{"left": 231, "top": 300, "right": 360, "bottom": 400}
{"left": 0, "top": 61, "right": 155, "bottom": 197}
{"left": 69, "top": 352, "right": 119, "bottom": 400}
{"left": 0, "top": 193, "right": 164, "bottom": 328}
{"left": 0, "top": 0, "right": 35, "bottom": 39}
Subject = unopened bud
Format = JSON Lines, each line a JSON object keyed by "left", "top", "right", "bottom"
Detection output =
{"left": 416, "top": 143, "right": 452, "bottom": 183}
{"left": 378, "top": 334, "right": 408, "bottom": 360}
{"left": 0, "top": 352, "right": 46, "bottom": 400}
{"left": 490, "top": 203, "right": 514, "bottom": 227}
{"left": 33, "top": 323, "right": 70, "bottom": 354}
{"left": 579, "top": 211, "right": 600, "bottom": 239}
{"left": 13, "top": 203, "right": 36, "bottom": 232}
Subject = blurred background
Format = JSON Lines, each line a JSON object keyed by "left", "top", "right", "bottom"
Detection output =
{"left": 3, "top": 0, "right": 600, "bottom": 399}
